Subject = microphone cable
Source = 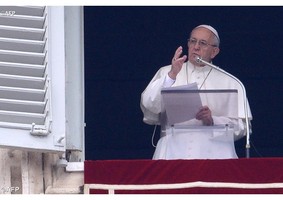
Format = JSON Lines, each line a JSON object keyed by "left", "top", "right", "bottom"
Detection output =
{"left": 151, "top": 125, "right": 158, "bottom": 148}
{"left": 250, "top": 139, "right": 263, "bottom": 157}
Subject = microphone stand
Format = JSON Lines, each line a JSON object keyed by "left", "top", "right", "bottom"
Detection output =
{"left": 196, "top": 57, "right": 251, "bottom": 158}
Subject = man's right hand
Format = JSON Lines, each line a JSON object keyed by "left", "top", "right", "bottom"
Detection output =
{"left": 168, "top": 46, "right": 187, "bottom": 80}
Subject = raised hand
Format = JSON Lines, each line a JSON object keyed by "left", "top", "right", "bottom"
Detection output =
{"left": 168, "top": 46, "right": 187, "bottom": 80}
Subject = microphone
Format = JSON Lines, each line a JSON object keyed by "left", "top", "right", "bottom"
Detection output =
{"left": 196, "top": 56, "right": 251, "bottom": 158}
{"left": 196, "top": 56, "right": 226, "bottom": 74}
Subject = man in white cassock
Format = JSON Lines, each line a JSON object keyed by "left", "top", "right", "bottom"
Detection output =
{"left": 140, "top": 24, "right": 252, "bottom": 160}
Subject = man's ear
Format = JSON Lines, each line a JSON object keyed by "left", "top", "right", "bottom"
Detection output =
{"left": 211, "top": 47, "right": 220, "bottom": 59}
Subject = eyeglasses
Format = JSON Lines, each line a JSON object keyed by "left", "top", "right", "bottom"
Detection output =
{"left": 187, "top": 38, "right": 217, "bottom": 48}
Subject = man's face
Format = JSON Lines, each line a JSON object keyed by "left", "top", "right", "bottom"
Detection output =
{"left": 188, "top": 27, "right": 220, "bottom": 66}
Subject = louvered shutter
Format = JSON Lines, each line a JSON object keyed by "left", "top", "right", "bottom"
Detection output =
{"left": 0, "top": 6, "right": 66, "bottom": 152}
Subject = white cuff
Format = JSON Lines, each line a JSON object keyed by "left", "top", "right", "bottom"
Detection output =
{"left": 163, "top": 74, "right": 175, "bottom": 88}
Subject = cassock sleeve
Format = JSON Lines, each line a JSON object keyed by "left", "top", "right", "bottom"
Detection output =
{"left": 140, "top": 66, "right": 171, "bottom": 125}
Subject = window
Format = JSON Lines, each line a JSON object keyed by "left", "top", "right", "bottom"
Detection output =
{"left": 0, "top": 6, "right": 84, "bottom": 155}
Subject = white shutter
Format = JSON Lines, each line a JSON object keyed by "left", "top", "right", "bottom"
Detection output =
{"left": 0, "top": 6, "right": 65, "bottom": 152}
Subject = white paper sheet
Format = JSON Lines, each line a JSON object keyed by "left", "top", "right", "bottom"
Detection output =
{"left": 161, "top": 83, "right": 203, "bottom": 125}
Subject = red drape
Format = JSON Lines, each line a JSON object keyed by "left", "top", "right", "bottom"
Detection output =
{"left": 84, "top": 158, "right": 283, "bottom": 194}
